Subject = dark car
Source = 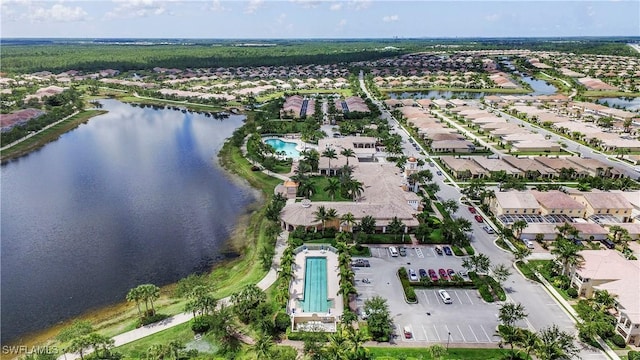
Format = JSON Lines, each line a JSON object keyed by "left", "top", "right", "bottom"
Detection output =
{"left": 443, "top": 246, "right": 453, "bottom": 256}
{"left": 399, "top": 246, "right": 407, "bottom": 257}
{"left": 351, "top": 259, "right": 370, "bottom": 267}
{"left": 436, "top": 170, "right": 443, "bottom": 176}
{"left": 447, "top": 269, "right": 456, "bottom": 278}
{"left": 468, "top": 206, "right": 476, "bottom": 214}
{"left": 438, "top": 268, "right": 448, "bottom": 280}
{"left": 474, "top": 215, "right": 484, "bottom": 223}
{"left": 419, "top": 269, "right": 428, "bottom": 278}
{"left": 434, "top": 246, "right": 443, "bottom": 255}
{"left": 428, "top": 269, "right": 438, "bottom": 281}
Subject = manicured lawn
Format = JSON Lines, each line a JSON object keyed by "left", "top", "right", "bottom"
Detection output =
{"left": 367, "top": 347, "right": 514, "bottom": 359}
{"left": 116, "top": 322, "right": 207, "bottom": 359}
{"left": 308, "top": 176, "right": 352, "bottom": 202}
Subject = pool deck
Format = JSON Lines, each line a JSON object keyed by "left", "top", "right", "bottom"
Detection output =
{"left": 289, "top": 248, "right": 342, "bottom": 320}
{"left": 263, "top": 135, "right": 317, "bottom": 154}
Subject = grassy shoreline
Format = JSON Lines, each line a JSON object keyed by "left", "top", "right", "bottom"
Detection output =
{"left": 3, "top": 109, "right": 281, "bottom": 359}
{"left": 0, "top": 110, "right": 107, "bottom": 163}
{"left": 381, "top": 86, "right": 531, "bottom": 94}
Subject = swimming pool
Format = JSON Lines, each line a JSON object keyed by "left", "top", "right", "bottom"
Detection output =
{"left": 264, "top": 138, "right": 300, "bottom": 158}
{"left": 301, "top": 257, "right": 329, "bottom": 313}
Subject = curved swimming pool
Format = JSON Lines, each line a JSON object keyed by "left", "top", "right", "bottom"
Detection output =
{"left": 264, "top": 138, "right": 301, "bottom": 158}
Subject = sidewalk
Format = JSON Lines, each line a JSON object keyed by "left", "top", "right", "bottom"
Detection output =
{"left": 58, "top": 231, "right": 289, "bottom": 360}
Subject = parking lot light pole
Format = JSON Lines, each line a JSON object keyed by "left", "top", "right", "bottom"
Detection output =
{"left": 447, "top": 331, "right": 451, "bottom": 349}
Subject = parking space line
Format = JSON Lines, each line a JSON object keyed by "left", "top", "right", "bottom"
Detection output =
{"left": 422, "top": 325, "right": 429, "bottom": 341}
{"left": 465, "top": 290, "right": 474, "bottom": 305}
{"left": 469, "top": 325, "right": 480, "bottom": 342}
{"left": 433, "top": 291, "right": 440, "bottom": 304}
{"left": 415, "top": 248, "right": 424, "bottom": 258}
{"left": 454, "top": 290, "right": 463, "bottom": 304}
{"left": 480, "top": 325, "right": 493, "bottom": 342}
{"left": 422, "top": 290, "right": 430, "bottom": 304}
{"left": 456, "top": 325, "right": 467, "bottom": 343}
{"left": 433, "top": 325, "right": 441, "bottom": 341}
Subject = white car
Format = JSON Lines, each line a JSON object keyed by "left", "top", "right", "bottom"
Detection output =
{"left": 408, "top": 268, "right": 419, "bottom": 281}
{"left": 438, "top": 289, "right": 453, "bottom": 304}
{"left": 523, "top": 239, "right": 535, "bottom": 249}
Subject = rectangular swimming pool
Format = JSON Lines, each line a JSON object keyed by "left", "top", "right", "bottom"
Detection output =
{"left": 301, "top": 256, "right": 329, "bottom": 313}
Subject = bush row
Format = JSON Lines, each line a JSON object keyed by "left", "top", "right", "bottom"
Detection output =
{"left": 468, "top": 272, "right": 496, "bottom": 303}
{"left": 398, "top": 268, "right": 418, "bottom": 303}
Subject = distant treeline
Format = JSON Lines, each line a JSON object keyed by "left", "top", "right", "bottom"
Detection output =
{"left": 1, "top": 38, "right": 637, "bottom": 74}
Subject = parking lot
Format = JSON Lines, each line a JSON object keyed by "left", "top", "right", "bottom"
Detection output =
{"left": 353, "top": 245, "right": 515, "bottom": 345}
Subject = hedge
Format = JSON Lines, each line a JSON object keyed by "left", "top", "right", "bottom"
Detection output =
{"left": 416, "top": 278, "right": 475, "bottom": 288}
{"left": 451, "top": 245, "right": 465, "bottom": 256}
{"left": 398, "top": 268, "right": 418, "bottom": 303}
{"left": 628, "top": 350, "right": 640, "bottom": 360}
{"left": 464, "top": 245, "right": 475, "bottom": 255}
{"left": 469, "top": 272, "right": 496, "bottom": 302}
{"left": 286, "top": 329, "right": 329, "bottom": 341}
{"left": 611, "top": 334, "right": 626, "bottom": 348}
{"left": 485, "top": 274, "right": 507, "bottom": 301}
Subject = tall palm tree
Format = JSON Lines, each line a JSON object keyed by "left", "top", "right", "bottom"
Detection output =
{"left": 313, "top": 205, "right": 328, "bottom": 232}
{"left": 302, "top": 149, "right": 320, "bottom": 172}
{"left": 324, "top": 178, "right": 340, "bottom": 201}
{"left": 324, "top": 326, "right": 349, "bottom": 360}
{"left": 340, "top": 212, "right": 356, "bottom": 232}
{"left": 593, "top": 290, "right": 618, "bottom": 312}
{"left": 298, "top": 179, "right": 315, "bottom": 198}
{"left": 346, "top": 326, "right": 369, "bottom": 360}
{"left": 126, "top": 287, "right": 143, "bottom": 320}
{"left": 517, "top": 330, "right": 540, "bottom": 360}
{"left": 535, "top": 324, "right": 579, "bottom": 360}
{"left": 359, "top": 215, "right": 376, "bottom": 234}
{"left": 254, "top": 333, "right": 274, "bottom": 360}
{"left": 340, "top": 148, "right": 356, "bottom": 166}
{"left": 326, "top": 208, "right": 338, "bottom": 230}
{"left": 346, "top": 179, "right": 365, "bottom": 201}
{"left": 498, "top": 302, "right": 528, "bottom": 328}
{"left": 495, "top": 325, "right": 521, "bottom": 356}
{"left": 511, "top": 220, "right": 528, "bottom": 239}
{"left": 322, "top": 148, "right": 338, "bottom": 176}
{"left": 550, "top": 238, "right": 584, "bottom": 276}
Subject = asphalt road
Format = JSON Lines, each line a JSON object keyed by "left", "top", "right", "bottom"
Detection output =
{"left": 357, "top": 71, "right": 608, "bottom": 359}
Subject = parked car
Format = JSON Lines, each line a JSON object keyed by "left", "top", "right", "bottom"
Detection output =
{"left": 573, "top": 239, "right": 583, "bottom": 246}
{"left": 443, "top": 246, "right": 453, "bottom": 256}
{"left": 447, "top": 269, "right": 456, "bottom": 277}
{"left": 474, "top": 215, "right": 484, "bottom": 223}
{"left": 601, "top": 239, "right": 615, "bottom": 249}
{"left": 483, "top": 226, "right": 495, "bottom": 234}
{"left": 428, "top": 269, "right": 438, "bottom": 281}
{"left": 408, "top": 268, "right": 419, "bottom": 281}
{"left": 523, "top": 239, "right": 535, "bottom": 249}
{"left": 436, "top": 170, "right": 443, "bottom": 176}
{"left": 429, "top": 162, "right": 435, "bottom": 167}
{"left": 419, "top": 269, "right": 428, "bottom": 278}
{"left": 459, "top": 270, "right": 468, "bottom": 278}
{"left": 434, "top": 246, "right": 443, "bottom": 255}
{"left": 399, "top": 246, "right": 407, "bottom": 257}
{"left": 404, "top": 326, "right": 413, "bottom": 339}
{"left": 438, "top": 268, "right": 448, "bottom": 280}
{"left": 438, "top": 289, "right": 453, "bottom": 304}
{"left": 468, "top": 206, "right": 476, "bottom": 214}
{"left": 351, "top": 259, "right": 370, "bottom": 267}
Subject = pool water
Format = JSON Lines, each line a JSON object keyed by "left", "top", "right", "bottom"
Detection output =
{"left": 264, "top": 138, "right": 300, "bottom": 158}
{"left": 301, "top": 256, "right": 329, "bottom": 313}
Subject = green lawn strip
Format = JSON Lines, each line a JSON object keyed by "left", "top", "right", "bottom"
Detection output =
{"left": 116, "top": 94, "right": 227, "bottom": 112}
{"left": 582, "top": 90, "right": 640, "bottom": 98}
{"left": 115, "top": 322, "right": 199, "bottom": 359}
{"left": 0, "top": 110, "right": 107, "bottom": 162}
{"left": 367, "top": 347, "right": 513, "bottom": 359}
{"left": 515, "top": 261, "right": 539, "bottom": 282}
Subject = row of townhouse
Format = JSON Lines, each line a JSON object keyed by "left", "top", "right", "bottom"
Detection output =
{"left": 440, "top": 155, "right": 625, "bottom": 180}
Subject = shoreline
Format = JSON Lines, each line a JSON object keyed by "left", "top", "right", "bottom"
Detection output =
{"left": 2, "top": 104, "right": 275, "bottom": 356}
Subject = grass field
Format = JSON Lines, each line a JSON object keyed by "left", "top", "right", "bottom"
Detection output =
{"left": 308, "top": 176, "right": 352, "bottom": 202}
{"left": 367, "top": 347, "right": 514, "bottom": 359}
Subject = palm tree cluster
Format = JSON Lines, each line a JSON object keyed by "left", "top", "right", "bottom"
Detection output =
{"left": 550, "top": 237, "right": 585, "bottom": 277}
{"left": 126, "top": 283, "right": 161, "bottom": 320}
{"left": 67, "top": 333, "right": 117, "bottom": 360}
{"left": 142, "top": 341, "right": 186, "bottom": 360}
{"left": 335, "top": 234, "right": 357, "bottom": 300}
{"left": 496, "top": 302, "right": 579, "bottom": 360}
{"left": 574, "top": 290, "right": 619, "bottom": 345}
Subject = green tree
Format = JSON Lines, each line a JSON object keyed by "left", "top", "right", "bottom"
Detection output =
{"left": 340, "top": 148, "right": 356, "bottom": 166}
{"left": 495, "top": 325, "right": 521, "bottom": 357}
{"left": 313, "top": 205, "right": 329, "bottom": 232}
{"left": 56, "top": 320, "right": 93, "bottom": 342}
{"left": 441, "top": 199, "right": 459, "bottom": 214}
{"left": 126, "top": 287, "right": 144, "bottom": 320}
{"left": 363, "top": 296, "right": 393, "bottom": 341}
{"left": 462, "top": 253, "right": 491, "bottom": 274}
{"left": 428, "top": 344, "right": 448, "bottom": 360}
{"left": 324, "top": 178, "right": 341, "bottom": 201}
{"left": 535, "top": 325, "right": 579, "bottom": 360}
{"left": 498, "top": 302, "right": 528, "bottom": 328}
{"left": 386, "top": 216, "right": 405, "bottom": 241}
{"left": 230, "top": 284, "right": 267, "bottom": 324}
{"left": 340, "top": 212, "right": 356, "bottom": 233}
{"left": 184, "top": 285, "right": 217, "bottom": 318}
{"left": 254, "top": 333, "right": 274, "bottom": 360}
{"left": 322, "top": 148, "right": 338, "bottom": 176}
{"left": 492, "top": 263, "right": 512, "bottom": 287}
{"left": 359, "top": 215, "right": 376, "bottom": 235}
{"left": 511, "top": 220, "right": 528, "bottom": 239}
{"left": 551, "top": 238, "right": 585, "bottom": 276}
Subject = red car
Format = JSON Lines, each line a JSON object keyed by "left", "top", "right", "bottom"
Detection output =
{"left": 428, "top": 269, "right": 438, "bottom": 281}
{"left": 475, "top": 215, "right": 484, "bottom": 223}
{"left": 438, "top": 268, "right": 448, "bottom": 280}
{"left": 468, "top": 206, "right": 476, "bottom": 214}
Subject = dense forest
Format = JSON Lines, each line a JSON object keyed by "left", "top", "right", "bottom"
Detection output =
{"left": 1, "top": 38, "right": 637, "bottom": 74}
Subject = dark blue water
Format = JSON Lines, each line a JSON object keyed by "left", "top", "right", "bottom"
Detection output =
{"left": 0, "top": 100, "right": 255, "bottom": 344}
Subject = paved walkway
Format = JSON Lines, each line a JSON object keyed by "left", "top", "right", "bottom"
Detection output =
{"left": 58, "top": 231, "right": 289, "bottom": 360}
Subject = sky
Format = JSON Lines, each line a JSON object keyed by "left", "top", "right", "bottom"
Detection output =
{"left": 1, "top": 0, "right": 639, "bottom": 39}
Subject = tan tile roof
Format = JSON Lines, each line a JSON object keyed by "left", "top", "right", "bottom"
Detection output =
{"left": 582, "top": 192, "right": 633, "bottom": 210}
{"left": 531, "top": 190, "right": 585, "bottom": 210}
{"left": 494, "top": 191, "right": 539, "bottom": 209}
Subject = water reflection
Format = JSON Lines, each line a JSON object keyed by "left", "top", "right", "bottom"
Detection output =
{"left": 1, "top": 100, "right": 255, "bottom": 343}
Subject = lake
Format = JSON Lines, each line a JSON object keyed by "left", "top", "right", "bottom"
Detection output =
{"left": 0, "top": 100, "right": 256, "bottom": 344}
{"left": 597, "top": 97, "right": 640, "bottom": 111}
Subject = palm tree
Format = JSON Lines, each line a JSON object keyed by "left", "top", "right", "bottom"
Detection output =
{"left": 492, "top": 264, "right": 512, "bottom": 287}
{"left": 517, "top": 329, "right": 540, "bottom": 360}
{"left": 593, "top": 289, "right": 617, "bottom": 312}
{"left": 498, "top": 302, "right": 528, "bottom": 327}
{"left": 346, "top": 326, "right": 369, "bottom": 360}
{"left": 345, "top": 178, "right": 365, "bottom": 201}
{"left": 535, "top": 324, "right": 579, "bottom": 360}
{"left": 322, "top": 148, "right": 338, "bottom": 176}
{"left": 340, "top": 212, "right": 356, "bottom": 232}
{"left": 428, "top": 344, "right": 448, "bottom": 360}
{"left": 359, "top": 215, "right": 376, "bottom": 234}
{"left": 326, "top": 208, "right": 338, "bottom": 230}
{"left": 298, "top": 179, "right": 315, "bottom": 198}
{"left": 340, "top": 148, "right": 356, "bottom": 166}
{"left": 254, "top": 333, "right": 274, "bottom": 360}
{"left": 511, "top": 220, "right": 528, "bottom": 239}
{"left": 313, "top": 206, "right": 328, "bottom": 232}
{"left": 324, "top": 178, "right": 340, "bottom": 201}
{"left": 126, "top": 287, "right": 143, "bottom": 320}
{"left": 495, "top": 325, "right": 521, "bottom": 356}
{"left": 441, "top": 199, "right": 459, "bottom": 214}
{"left": 139, "top": 284, "right": 160, "bottom": 316}
{"left": 551, "top": 238, "right": 585, "bottom": 276}
{"left": 302, "top": 149, "right": 320, "bottom": 172}
{"left": 514, "top": 247, "right": 532, "bottom": 262}
{"left": 324, "top": 326, "right": 349, "bottom": 360}
{"left": 386, "top": 216, "right": 405, "bottom": 241}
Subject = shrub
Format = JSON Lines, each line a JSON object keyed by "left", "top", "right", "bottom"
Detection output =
{"left": 398, "top": 268, "right": 418, "bottom": 303}
{"left": 451, "top": 246, "right": 465, "bottom": 256}
{"left": 611, "top": 334, "right": 626, "bottom": 348}
{"left": 191, "top": 316, "right": 211, "bottom": 333}
{"left": 464, "top": 245, "right": 475, "bottom": 255}
{"left": 138, "top": 313, "right": 169, "bottom": 327}
{"left": 567, "top": 288, "right": 578, "bottom": 298}
{"left": 274, "top": 311, "right": 291, "bottom": 333}
{"left": 627, "top": 350, "right": 640, "bottom": 360}
{"left": 405, "top": 286, "right": 417, "bottom": 302}
{"left": 478, "top": 284, "right": 494, "bottom": 302}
